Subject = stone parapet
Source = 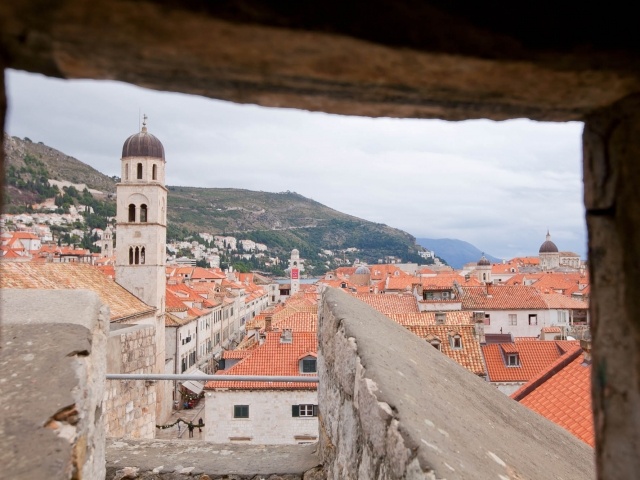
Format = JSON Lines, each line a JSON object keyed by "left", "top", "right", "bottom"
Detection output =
{"left": 105, "top": 440, "right": 322, "bottom": 479}
{"left": 0, "top": 289, "right": 108, "bottom": 480}
{"left": 318, "top": 287, "right": 595, "bottom": 479}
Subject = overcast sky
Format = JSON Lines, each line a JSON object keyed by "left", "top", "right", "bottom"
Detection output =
{"left": 5, "top": 69, "right": 586, "bottom": 260}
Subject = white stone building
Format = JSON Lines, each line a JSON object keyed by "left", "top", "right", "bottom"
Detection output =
{"left": 204, "top": 331, "right": 318, "bottom": 444}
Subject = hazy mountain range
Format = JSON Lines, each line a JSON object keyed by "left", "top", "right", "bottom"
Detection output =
{"left": 416, "top": 238, "right": 500, "bottom": 270}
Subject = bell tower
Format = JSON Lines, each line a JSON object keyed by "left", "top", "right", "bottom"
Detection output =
{"left": 114, "top": 116, "right": 169, "bottom": 420}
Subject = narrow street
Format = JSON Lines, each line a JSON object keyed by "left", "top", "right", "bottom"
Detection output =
{"left": 155, "top": 400, "right": 206, "bottom": 440}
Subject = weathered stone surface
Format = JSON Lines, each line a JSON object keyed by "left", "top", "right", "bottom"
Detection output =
{"left": 583, "top": 95, "right": 640, "bottom": 479}
{"left": 106, "top": 440, "right": 320, "bottom": 479}
{"left": 0, "top": 289, "right": 108, "bottom": 480}
{"left": 1, "top": 1, "right": 640, "bottom": 122}
{"left": 319, "top": 287, "right": 595, "bottom": 479}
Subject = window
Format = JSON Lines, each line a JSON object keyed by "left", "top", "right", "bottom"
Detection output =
{"left": 128, "top": 204, "right": 136, "bottom": 222}
{"left": 558, "top": 311, "right": 567, "bottom": 323}
{"left": 506, "top": 354, "right": 520, "bottom": 367}
{"left": 140, "top": 204, "right": 148, "bottom": 222}
{"left": 129, "top": 247, "right": 134, "bottom": 265}
{"left": 125, "top": 163, "right": 129, "bottom": 180}
{"left": 509, "top": 314, "right": 517, "bottom": 326}
{"left": 484, "top": 314, "right": 490, "bottom": 325}
{"left": 429, "top": 339, "right": 441, "bottom": 351}
{"left": 234, "top": 405, "right": 249, "bottom": 418}
{"left": 134, "top": 246, "right": 140, "bottom": 265}
{"left": 450, "top": 334, "right": 462, "bottom": 350}
{"left": 140, "top": 247, "right": 145, "bottom": 264}
{"left": 301, "top": 358, "right": 317, "bottom": 373}
{"left": 152, "top": 164, "right": 157, "bottom": 180}
{"left": 529, "top": 314, "right": 538, "bottom": 325}
{"left": 137, "top": 162, "right": 143, "bottom": 179}
{"left": 292, "top": 404, "right": 318, "bottom": 417}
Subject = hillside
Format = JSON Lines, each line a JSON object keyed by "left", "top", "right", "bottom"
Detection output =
{"left": 416, "top": 238, "right": 501, "bottom": 269}
{"left": 3, "top": 135, "right": 427, "bottom": 269}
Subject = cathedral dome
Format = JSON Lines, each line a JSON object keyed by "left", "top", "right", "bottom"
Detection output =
{"left": 122, "top": 125, "right": 165, "bottom": 160}
{"left": 539, "top": 231, "right": 559, "bottom": 253}
{"left": 477, "top": 255, "right": 490, "bottom": 266}
{"left": 354, "top": 265, "right": 370, "bottom": 275}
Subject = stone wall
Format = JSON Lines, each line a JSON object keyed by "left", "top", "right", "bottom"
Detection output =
{"left": 318, "top": 287, "right": 595, "bottom": 479}
{"left": 105, "top": 323, "right": 157, "bottom": 438}
{"left": 204, "top": 389, "right": 318, "bottom": 444}
{"left": 0, "top": 289, "right": 107, "bottom": 480}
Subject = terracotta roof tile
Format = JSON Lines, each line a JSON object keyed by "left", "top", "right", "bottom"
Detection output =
{"left": 387, "top": 311, "right": 473, "bottom": 326}
{"left": 482, "top": 339, "right": 580, "bottom": 382}
{"left": 404, "top": 325, "right": 485, "bottom": 376}
{"left": 512, "top": 349, "right": 594, "bottom": 446}
{"left": 206, "top": 331, "right": 317, "bottom": 390}
{"left": 352, "top": 293, "right": 419, "bottom": 314}
{"left": 461, "top": 285, "right": 548, "bottom": 310}
{"left": 0, "top": 262, "right": 155, "bottom": 322}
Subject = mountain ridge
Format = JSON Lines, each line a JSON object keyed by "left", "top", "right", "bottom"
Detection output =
{"left": 416, "top": 237, "right": 501, "bottom": 270}
{"left": 3, "top": 134, "right": 431, "bottom": 271}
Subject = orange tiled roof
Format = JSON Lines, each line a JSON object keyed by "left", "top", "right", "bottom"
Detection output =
{"left": 460, "top": 285, "right": 548, "bottom": 310}
{"left": 385, "top": 275, "right": 421, "bottom": 291}
{"left": 512, "top": 349, "right": 594, "bottom": 446}
{"left": 206, "top": 331, "right": 317, "bottom": 390}
{"left": 352, "top": 293, "right": 419, "bottom": 314}
{"left": 482, "top": 339, "right": 580, "bottom": 382}
{"left": 387, "top": 311, "right": 473, "bottom": 326}
{"left": 405, "top": 325, "right": 485, "bottom": 376}
{"left": 541, "top": 292, "right": 589, "bottom": 309}
{"left": 0, "top": 262, "right": 155, "bottom": 322}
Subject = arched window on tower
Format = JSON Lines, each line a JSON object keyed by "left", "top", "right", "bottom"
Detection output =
{"left": 128, "top": 204, "right": 136, "bottom": 222}
{"left": 135, "top": 246, "right": 140, "bottom": 265}
{"left": 140, "top": 204, "right": 148, "bottom": 222}
{"left": 129, "top": 247, "right": 134, "bottom": 265}
{"left": 137, "top": 163, "right": 143, "bottom": 179}
{"left": 152, "top": 164, "right": 157, "bottom": 180}
{"left": 141, "top": 247, "right": 146, "bottom": 264}
{"left": 125, "top": 163, "right": 129, "bottom": 180}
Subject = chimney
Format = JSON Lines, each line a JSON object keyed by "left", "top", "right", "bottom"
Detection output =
{"left": 474, "top": 315, "right": 486, "bottom": 344}
{"left": 265, "top": 314, "right": 273, "bottom": 332}
{"left": 280, "top": 329, "right": 293, "bottom": 344}
{"left": 580, "top": 339, "right": 592, "bottom": 363}
{"left": 435, "top": 311, "right": 446, "bottom": 325}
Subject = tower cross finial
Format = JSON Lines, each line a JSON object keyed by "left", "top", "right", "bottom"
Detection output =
{"left": 141, "top": 114, "right": 148, "bottom": 133}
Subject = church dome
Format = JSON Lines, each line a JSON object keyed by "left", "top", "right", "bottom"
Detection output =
{"left": 477, "top": 255, "right": 490, "bottom": 266}
{"left": 539, "top": 231, "right": 559, "bottom": 253}
{"left": 122, "top": 125, "right": 165, "bottom": 160}
{"left": 354, "top": 265, "right": 370, "bottom": 275}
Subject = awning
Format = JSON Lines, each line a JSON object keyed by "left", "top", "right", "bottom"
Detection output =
{"left": 182, "top": 380, "right": 204, "bottom": 395}
{"left": 181, "top": 368, "right": 207, "bottom": 395}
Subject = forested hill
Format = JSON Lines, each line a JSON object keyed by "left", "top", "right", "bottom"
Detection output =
{"left": 3, "top": 134, "right": 429, "bottom": 270}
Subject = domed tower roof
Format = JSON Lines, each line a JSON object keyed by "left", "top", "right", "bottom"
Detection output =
{"left": 122, "top": 119, "right": 165, "bottom": 160}
{"left": 539, "top": 230, "right": 559, "bottom": 253}
{"left": 354, "top": 265, "right": 371, "bottom": 275}
{"left": 477, "top": 255, "right": 491, "bottom": 266}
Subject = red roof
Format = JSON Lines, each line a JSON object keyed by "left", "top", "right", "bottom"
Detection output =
{"left": 512, "top": 348, "right": 594, "bottom": 446}
{"left": 206, "top": 331, "right": 317, "bottom": 390}
{"left": 405, "top": 325, "right": 486, "bottom": 376}
{"left": 461, "top": 285, "right": 548, "bottom": 310}
{"left": 482, "top": 339, "right": 580, "bottom": 382}
{"left": 353, "top": 293, "right": 419, "bottom": 314}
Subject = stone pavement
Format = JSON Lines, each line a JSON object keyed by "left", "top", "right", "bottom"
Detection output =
{"left": 155, "top": 399, "right": 206, "bottom": 440}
